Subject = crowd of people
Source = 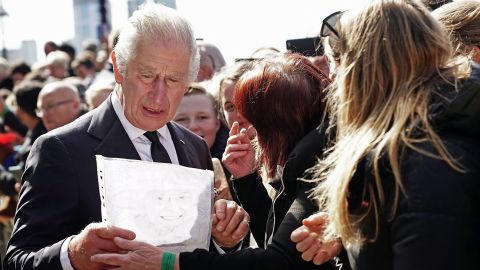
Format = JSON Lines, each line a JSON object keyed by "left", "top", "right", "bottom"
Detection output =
{"left": 0, "top": 0, "right": 477, "bottom": 269}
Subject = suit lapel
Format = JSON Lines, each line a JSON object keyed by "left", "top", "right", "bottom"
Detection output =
{"left": 167, "top": 122, "right": 193, "bottom": 167}
{"left": 87, "top": 98, "right": 141, "bottom": 160}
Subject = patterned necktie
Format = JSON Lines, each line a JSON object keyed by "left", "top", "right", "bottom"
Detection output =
{"left": 143, "top": 131, "right": 172, "bottom": 163}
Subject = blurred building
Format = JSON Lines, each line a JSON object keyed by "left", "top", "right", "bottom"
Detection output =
{"left": 73, "top": 0, "right": 112, "bottom": 53}
{"left": 7, "top": 40, "right": 37, "bottom": 65}
{"left": 127, "top": 0, "right": 176, "bottom": 16}
{"left": 72, "top": 0, "right": 176, "bottom": 54}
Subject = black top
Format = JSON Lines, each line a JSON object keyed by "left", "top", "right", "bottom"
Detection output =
{"left": 344, "top": 63, "right": 480, "bottom": 270}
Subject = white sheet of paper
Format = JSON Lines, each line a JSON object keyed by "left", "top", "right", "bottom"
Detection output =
{"left": 96, "top": 155, "right": 214, "bottom": 253}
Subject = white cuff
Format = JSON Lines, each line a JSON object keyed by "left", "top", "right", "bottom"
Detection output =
{"left": 60, "top": 235, "right": 75, "bottom": 270}
{"left": 212, "top": 238, "right": 243, "bottom": 254}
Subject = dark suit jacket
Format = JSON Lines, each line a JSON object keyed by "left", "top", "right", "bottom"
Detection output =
{"left": 3, "top": 98, "right": 213, "bottom": 270}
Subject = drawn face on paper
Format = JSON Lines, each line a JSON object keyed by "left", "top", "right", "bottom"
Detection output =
{"left": 147, "top": 188, "right": 197, "bottom": 237}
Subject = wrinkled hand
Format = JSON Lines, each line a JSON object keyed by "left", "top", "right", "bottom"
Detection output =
{"left": 290, "top": 212, "right": 342, "bottom": 265}
{"left": 211, "top": 199, "right": 250, "bottom": 248}
{"left": 91, "top": 237, "right": 179, "bottom": 270}
{"left": 68, "top": 223, "right": 136, "bottom": 270}
{"left": 222, "top": 122, "right": 256, "bottom": 179}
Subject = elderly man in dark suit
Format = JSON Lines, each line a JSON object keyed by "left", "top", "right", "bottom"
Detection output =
{"left": 4, "top": 4, "right": 248, "bottom": 270}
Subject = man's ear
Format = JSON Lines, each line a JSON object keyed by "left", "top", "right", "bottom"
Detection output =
{"left": 111, "top": 50, "right": 124, "bottom": 83}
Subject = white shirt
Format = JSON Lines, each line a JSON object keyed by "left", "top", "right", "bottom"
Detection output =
{"left": 60, "top": 90, "right": 180, "bottom": 269}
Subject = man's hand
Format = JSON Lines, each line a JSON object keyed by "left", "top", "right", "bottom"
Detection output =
{"left": 290, "top": 212, "right": 342, "bottom": 265}
{"left": 91, "top": 237, "right": 179, "bottom": 270}
{"left": 68, "top": 223, "right": 136, "bottom": 270}
{"left": 211, "top": 199, "right": 250, "bottom": 248}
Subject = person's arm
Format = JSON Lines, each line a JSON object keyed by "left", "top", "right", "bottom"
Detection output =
{"left": 3, "top": 135, "right": 136, "bottom": 270}
{"left": 88, "top": 180, "right": 333, "bottom": 270}
{"left": 179, "top": 181, "right": 335, "bottom": 270}
{"left": 232, "top": 172, "right": 271, "bottom": 247}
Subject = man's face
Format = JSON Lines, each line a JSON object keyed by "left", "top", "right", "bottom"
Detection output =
{"left": 114, "top": 39, "right": 190, "bottom": 131}
{"left": 37, "top": 89, "right": 80, "bottom": 131}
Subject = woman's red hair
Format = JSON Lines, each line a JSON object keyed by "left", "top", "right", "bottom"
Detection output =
{"left": 234, "top": 53, "right": 330, "bottom": 178}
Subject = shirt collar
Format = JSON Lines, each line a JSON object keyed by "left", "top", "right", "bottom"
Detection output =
{"left": 111, "top": 88, "right": 169, "bottom": 141}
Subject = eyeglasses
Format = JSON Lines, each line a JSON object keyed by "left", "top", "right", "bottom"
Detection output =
{"left": 36, "top": 100, "right": 74, "bottom": 117}
{"left": 321, "top": 11, "right": 344, "bottom": 38}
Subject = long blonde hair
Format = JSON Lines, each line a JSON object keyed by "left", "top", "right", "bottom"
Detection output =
{"left": 313, "top": 0, "right": 468, "bottom": 248}
{"left": 433, "top": 0, "right": 480, "bottom": 58}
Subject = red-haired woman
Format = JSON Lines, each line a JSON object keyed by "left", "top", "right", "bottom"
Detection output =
{"left": 217, "top": 53, "right": 337, "bottom": 269}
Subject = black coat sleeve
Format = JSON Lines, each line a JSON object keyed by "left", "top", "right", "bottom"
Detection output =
{"left": 232, "top": 172, "right": 272, "bottom": 247}
{"left": 4, "top": 135, "right": 80, "bottom": 270}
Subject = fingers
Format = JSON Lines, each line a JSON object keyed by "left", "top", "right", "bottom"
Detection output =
{"left": 246, "top": 125, "right": 257, "bottom": 139}
{"left": 222, "top": 206, "right": 247, "bottom": 237}
{"left": 213, "top": 199, "right": 228, "bottom": 220}
{"left": 226, "top": 132, "right": 250, "bottom": 146}
{"left": 290, "top": 226, "right": 310, "bottom": 243}
{"left": 212, "top": 213, "right": 219, "bottom": 225}
{"left": 295, "top": 232, "right": 319, "bottom": 253}
{"left": 229, "top": 121, "right": 240, "bottom": 136}
{"left": 224, "top": 142, "right": 251, "bottom": 153}
{"left": 302, "top": 212, "right": 328, "bottom": 228}
{"left": 231, "top": 214, "right": 250, "bottom": 240}
{"left": 94, "top": 224, "right": 136, "bottom": 240}
{"left": 301, "top": 237, "right": 323, "bottom": 262}
{"left": 312, "top": 240, "right": 342, "bottom": 265}
{"left": 215, "top": 201, "right": 237, "bottom": 232}
{"left": 312, "top": 250, "right": 329, "bottom": 265}
{"left": 113, "top": 237, "right": 147, "bottom": 251}
{"left": 222, "top": 150, "right": 249, "bottom": 164}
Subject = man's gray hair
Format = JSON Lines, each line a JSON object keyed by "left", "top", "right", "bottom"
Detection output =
{"left": 114, "top": 3, "right": 200, "bottom": 82}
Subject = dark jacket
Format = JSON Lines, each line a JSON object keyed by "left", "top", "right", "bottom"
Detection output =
{"left": 210, "top": 123, "right": 229, "bottom": 161}
{"left": 4, "top": 98, "right": 213, "bottom": 270}
{"left": 345, "top": 63, "right": 480, "bottom": 270}
{"left": 180, "top": 124, "right": 337, "bottom": 270}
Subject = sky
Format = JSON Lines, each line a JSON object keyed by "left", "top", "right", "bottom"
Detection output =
{"left": 0, "top": 0, "right": 368, "bottom": 65}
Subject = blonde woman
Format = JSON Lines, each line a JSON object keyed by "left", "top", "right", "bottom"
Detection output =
{"left": 292, "top": 1, "right": 480, "bottom": 269}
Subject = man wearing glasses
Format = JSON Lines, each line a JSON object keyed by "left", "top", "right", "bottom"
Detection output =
{"left": 36, "top": 81, "right": 84, "bottom": 131}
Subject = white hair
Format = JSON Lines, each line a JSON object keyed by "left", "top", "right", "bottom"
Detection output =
{"left": 46, "top": 51, "right": 70, "bottom": 70}
{"left": 115, "top": 3, "right": 200, "bottom": 82}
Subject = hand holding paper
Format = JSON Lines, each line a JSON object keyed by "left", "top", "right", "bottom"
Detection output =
{"left": 68, "top": 223, "right": 135, "bottom": 270}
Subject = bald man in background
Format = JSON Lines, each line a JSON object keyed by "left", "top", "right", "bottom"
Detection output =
{"left": 36, "top": 82, "right": 84, "bottom": 131}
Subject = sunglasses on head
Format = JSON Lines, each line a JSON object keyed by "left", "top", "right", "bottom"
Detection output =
{"left": 321, "top": 11, "right": 344, "bottom": 38}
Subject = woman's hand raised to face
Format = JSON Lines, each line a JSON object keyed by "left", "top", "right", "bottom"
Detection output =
{"left": 222, "top": 122, "right": 256, "bottom": 179}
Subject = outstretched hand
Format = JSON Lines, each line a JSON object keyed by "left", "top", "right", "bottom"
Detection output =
{"left": 211, "top": 199, "right": 250, "bottom": 248}
{"left": 290, "top": 212, "right": 342, "bottom": 265}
